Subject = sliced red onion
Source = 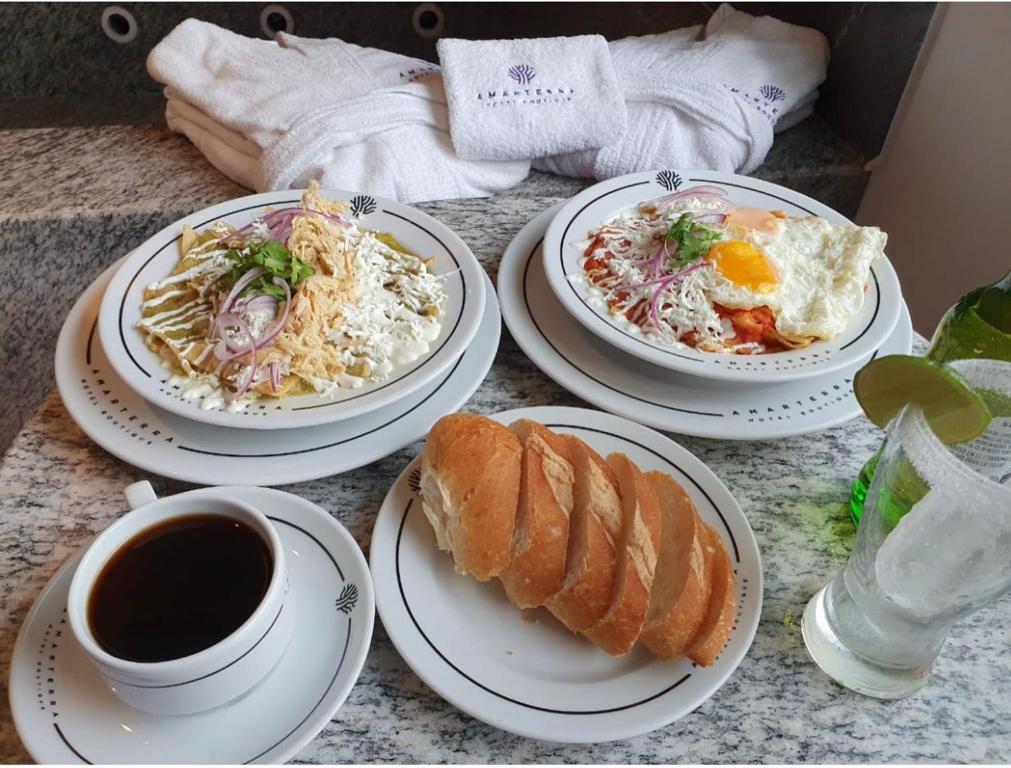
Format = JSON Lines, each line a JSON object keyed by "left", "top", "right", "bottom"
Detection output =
{"left": 268, "top": 361, "right": 281, "bottom": 393}
{"left": 644, "top": 185, "right": 729, "bottom": 211}
{"left": 219, "top": 266, "right": 265, "bottom": 316}
{"left": 692, "top": 212, "right": 728, "bottom": 225}
{"left": 234, "top": 294, "right": 279, "bottom": 314}
{"left": 225, "top": 314, "right": 257, "bottom": 402}
{"left": 646, "top": 262, "right": 710, "bottom": 334}
{"left": 215, "top": 277, "right": 292, "bottom": 363}
{"left": 234, "top": 206, "right": 351, "bottom": 238}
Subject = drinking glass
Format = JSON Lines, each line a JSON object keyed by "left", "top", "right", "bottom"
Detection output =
{"left": 803, "top": 394, "right": 1011, "bottom": 698}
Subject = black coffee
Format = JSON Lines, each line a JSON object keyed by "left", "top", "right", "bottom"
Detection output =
{"left": 88, "top": 514, "right": 273, "bottom": 663}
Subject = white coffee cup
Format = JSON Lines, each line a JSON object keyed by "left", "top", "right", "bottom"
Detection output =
{"left": 66, "top": 481, "right": 294, "bottom": 715}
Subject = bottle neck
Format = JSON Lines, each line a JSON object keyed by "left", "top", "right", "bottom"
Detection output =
{"left": 977, "top": 270, "right": 1011, "bottom": 333}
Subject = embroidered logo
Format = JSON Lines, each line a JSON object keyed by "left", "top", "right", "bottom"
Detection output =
{"left": 656, "top": 170, "right": 683, "bottom": 192}
{"left": 759, "top": 84, "right": 786, "bottom": 102}
{"left": 508, "top": 63, "right": 536, "bottom": 85}
{"left": 399, "top": 65, "right": 438, "bottom": 83}
{"left": 349, "top": 195, "right": 376, "bottom": 217}
{"left": 335, "top": 583, "right": 359, "bottom": 615}
{"left": 725, "top": 82, "right": 784, "bottom": 121}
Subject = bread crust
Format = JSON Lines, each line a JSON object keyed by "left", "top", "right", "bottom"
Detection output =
{"left": 643, "top": 471, "right": 699, "bottom": 617}
{"left": 686, "top": 523, "right": 737, "bottom": 667}
{"left": 545, "top": 438, "right": 620, "bottom": 632}
{"left": 640, "top": 495, "right": 713, "bottom": 661}
{"left": 499, "top": 421, "right": 575, "bottom": 608}
{"left": 582, "top": 454, "right": 662, "bottom": 656}
{"left": 419, "top": 413, "right": 521, "bottom": 581}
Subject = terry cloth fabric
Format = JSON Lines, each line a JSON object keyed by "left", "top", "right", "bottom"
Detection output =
{"left": 147, "top": 19, "right": 529, "bottom": 202}
{"left": 533, "top": 4, "right": 829, "bottom": 179}
{"left": 436, "top": 35, "right": 627, "bottom": 162}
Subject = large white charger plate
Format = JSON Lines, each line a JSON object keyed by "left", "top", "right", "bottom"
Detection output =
{"left": 97, "top": 189, "right": 486, "bottom": 430}
{"left": 58, "top": 259, "right": 499, "bottom": 486}
{"left": 9, "top": 486, "right": 374, "bottom": 764}
{"left": 505, "top": 206, "right": 913, "bottom": 441}
{"left": 370, "top": 406, "right": 762, "bottom": 743}
{"left": 542, "top": 170, "right": 903, "bottom": 383}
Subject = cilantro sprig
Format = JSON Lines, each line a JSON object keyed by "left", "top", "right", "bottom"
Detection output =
{"left": 663, "top": 213, "right": 722, "bottom": 270}
{"left": 222, "top": 240, "right": 315, "bottom": 300}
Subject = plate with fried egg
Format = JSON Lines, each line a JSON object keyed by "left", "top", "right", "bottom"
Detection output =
{"left": 542, "top": 170, "right": 902, "bottom": 383}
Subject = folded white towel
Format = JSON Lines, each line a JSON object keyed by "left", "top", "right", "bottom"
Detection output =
{"left": 436, "top": 35, "right": 627, "bottom": 162}
{"left": 534, "top": 4, "right": 829, "bottom": 179}
{"left": 147, "top": 19, "right": 529, "bottom": 202}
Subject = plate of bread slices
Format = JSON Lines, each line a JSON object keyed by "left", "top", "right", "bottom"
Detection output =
{"left": 370, "top": 406, "right": 762, "bottom": 743}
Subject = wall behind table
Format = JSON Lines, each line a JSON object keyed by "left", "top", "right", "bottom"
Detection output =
{"left": 857, "top": 3, "right": 1011, "bottom": 336}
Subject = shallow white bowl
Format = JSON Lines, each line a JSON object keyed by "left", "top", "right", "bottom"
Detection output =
{"left": 98, "top": 189, "right": 486, "bottom": 429}
{"left": 542, "top": 169, "right": 903, "bottom": 383}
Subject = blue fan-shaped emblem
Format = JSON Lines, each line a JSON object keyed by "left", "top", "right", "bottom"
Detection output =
{"left": 656, "top": 170, "right": 682, "bottom": 192}
{"left": 349, "top": 195, "right": 376, "bottom": 218}
{"left": 508, "top": 64, "right": 536, "bottom": 85}
{"left": 335, "top": 583, "right": 358, "bottom": 615}
{"left": 759, "top": 84, "right": 786, "bottom": 102}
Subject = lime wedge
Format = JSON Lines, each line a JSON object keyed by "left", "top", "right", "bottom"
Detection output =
{"left": 853, "top": 354, "right": 991, "bottom": 443}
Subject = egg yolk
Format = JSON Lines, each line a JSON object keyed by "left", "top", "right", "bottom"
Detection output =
{"left": 726, "top": 207, "right": 782, "bottom": 234}
{"left": 706, "top": 240, "right": 779, "bottom": 292}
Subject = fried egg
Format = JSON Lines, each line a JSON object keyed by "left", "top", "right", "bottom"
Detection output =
{"left": 705, "top": 213, "right": 887, "bottom": 340}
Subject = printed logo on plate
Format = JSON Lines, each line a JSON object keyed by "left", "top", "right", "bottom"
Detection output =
{"left": 349, "top": 195, "right": 377, "bottom": 218}
{"left": 655, "top": 170, "right": 683, "bottom": 192}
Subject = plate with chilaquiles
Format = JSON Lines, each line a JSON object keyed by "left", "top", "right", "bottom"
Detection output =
{"left": 97, "top": 184, "right": 486, "bottom": 429}
{"left": 542, "top": 170, "right": 903, "bottom": 383}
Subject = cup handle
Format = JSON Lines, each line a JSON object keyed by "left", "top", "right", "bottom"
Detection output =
{"left": 124, "top": 481, "right": 157, "bottom": 510}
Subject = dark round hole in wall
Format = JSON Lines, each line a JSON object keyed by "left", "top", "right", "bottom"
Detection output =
{"left": 260, "top": 5, "right": 294, "bottom": 37}
{"left": 412, "top": 3, "right": 444, "bottom": 38}
{"left": 265, "top": 11, "right": 288, "bottom": 33}
{"left": 417, "top": 10, "right": 438, "bottom": 30}
{"left": 101, "top": 5, "right": 138, "bottom": 44}
{"left": 107, "top": 12, "right": 130, "bottom": 36}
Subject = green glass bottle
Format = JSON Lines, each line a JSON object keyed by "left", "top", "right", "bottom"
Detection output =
{"left": 848, "top": 270, "right": 1011, "bottom": 525}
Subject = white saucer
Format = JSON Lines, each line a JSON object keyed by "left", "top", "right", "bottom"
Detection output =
{"left": 55, "top": 259, "right": 499, "bottom": 486}
{"left": 9, "top": 486, "right": 374, "bottom": 764}
{"left": 499, "top": 205, "right": 913, "bottom": 441}
{"left": 370, "top": 406, "right": 762, "bottom": 744}
{"left": 541, "top": 170, "right": 904, "bottom": 383}
{"left": 97, "top": 189, "right": 486, "bottom": 430}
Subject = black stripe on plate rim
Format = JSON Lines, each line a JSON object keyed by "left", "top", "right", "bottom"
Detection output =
{"left": 50, "top": 512, "right": 353, "bottom": 765}
{"left": 522, "top": 238, "right": 724, "bottom": 419}
{"left": 393, "top": 423, "right": 743, "bottom": 717}
{"left": 557, "top": 176, "right": 882, "bottom": 364}
{"left": 117, "top": 200, "right": 467, "bottom": 413}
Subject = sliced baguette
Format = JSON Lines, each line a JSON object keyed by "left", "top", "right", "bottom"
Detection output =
{"left": 419, "top": 413, "right": 521, "bottom": 581}
{"left": 686, "top": 523, "right": 737, "bottom": 667}
{"left": 639, "top": 478, "right": 712, "bottom": 661}
{"left": 499, "top": 421, "right": 575, "bottom": 608}
{"left": 582, "top": 453, "right": 663, "bottom": 656}
{"left": 545, "top": 438, "right": 621, "bottom": 632}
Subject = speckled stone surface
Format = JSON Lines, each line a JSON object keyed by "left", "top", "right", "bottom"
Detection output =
{"left": 1, "top": 186, "right": 1010, "bottom": 762}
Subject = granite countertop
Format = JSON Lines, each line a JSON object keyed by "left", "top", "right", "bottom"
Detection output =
{"left": 2, "top": 182, "right": 1010, "bottom": 762}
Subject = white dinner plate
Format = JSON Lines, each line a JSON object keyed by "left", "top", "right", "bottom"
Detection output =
{"left": 9, "top": 486, "right": 374, "bottom": 764}
{"left": 97, "top": 189, "right": 486, "bottom": 429}
{"left": 504, "top": 205, "right": 913, "bottom": 440}
{"left": 370, "top": 406, "right": 762, "bottom": 743}
{"left": 542, "top": 170, "right": 903, "bottom": 383}
{"left": 58, "top": 259, "right": 499, "bottom": 486}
